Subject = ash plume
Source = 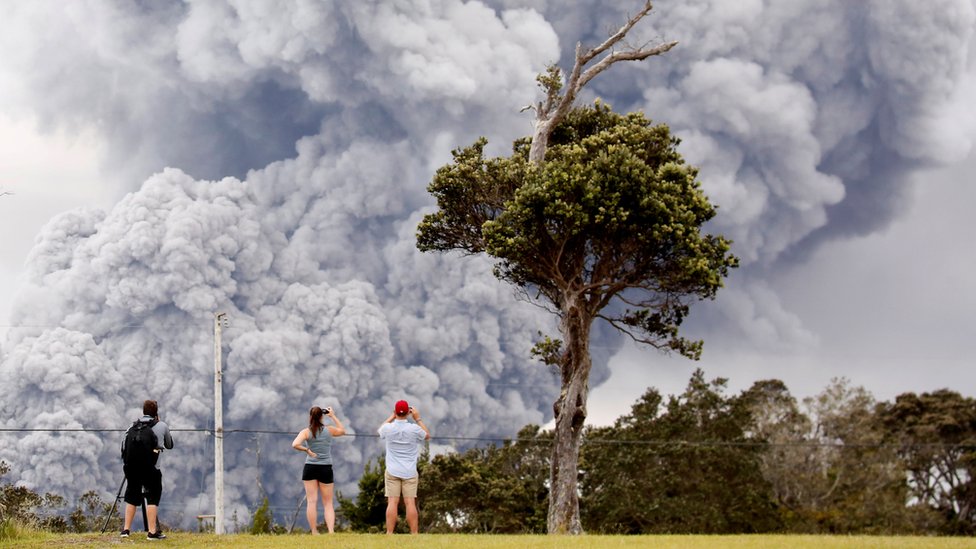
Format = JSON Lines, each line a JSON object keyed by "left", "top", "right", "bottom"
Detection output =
{"left": 1, "top": 0, "right": 974, "bottom": 527}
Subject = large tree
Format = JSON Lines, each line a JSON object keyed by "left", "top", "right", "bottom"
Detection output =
{"left": 417, "top": 98, "right": 736, "bottom": 530}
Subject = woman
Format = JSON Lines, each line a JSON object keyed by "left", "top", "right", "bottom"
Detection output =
{"left": 292, "top": 405, "right": 346, "bottom": 534}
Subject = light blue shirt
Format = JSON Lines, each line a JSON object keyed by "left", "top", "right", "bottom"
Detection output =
{"left": 378, "top": 419, "right": 427, "bottom": 478}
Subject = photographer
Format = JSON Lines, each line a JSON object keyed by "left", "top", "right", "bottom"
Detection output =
{"left": 292, "top": 405, "right": 346, "bottom": 534}
{"left": 119, "top": 399, "right": 173, "bottom": 540}
{"left": 377, "top": 400, "right": 430, "bottom": 534}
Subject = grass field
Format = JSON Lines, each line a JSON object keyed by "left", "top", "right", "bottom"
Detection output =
{"left": 3, "top": 533, "right": 976, "bottom": 548}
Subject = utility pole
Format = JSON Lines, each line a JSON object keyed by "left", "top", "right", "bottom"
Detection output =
{"left": 213, "top": 312, "right": 228, "bottom": 534}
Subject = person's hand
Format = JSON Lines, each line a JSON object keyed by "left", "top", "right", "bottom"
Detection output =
{"left": 326, "top": 406, "right": 335, "bottom": 417}
{"left": 410, "top": 406, "right": 421, "bottom": 421}
{"left": 307, "top": 449, "right": 317, "bottom": 458}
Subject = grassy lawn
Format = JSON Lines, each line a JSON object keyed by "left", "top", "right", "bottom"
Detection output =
{"left": 2, "top": 533, "right": 976, "bottom": 548}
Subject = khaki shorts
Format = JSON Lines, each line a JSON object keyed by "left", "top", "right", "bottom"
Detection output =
{"left": 384, "top": 470, "right": 419, "bottom": 498}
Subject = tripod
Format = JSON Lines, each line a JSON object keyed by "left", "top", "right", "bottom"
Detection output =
{"left": 99, "top": 476, "right": 149, "bottom": 533}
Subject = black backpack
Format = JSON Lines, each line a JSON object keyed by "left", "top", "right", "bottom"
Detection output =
{"left": 122, "top": 419, "right": 159, "bottom": 470}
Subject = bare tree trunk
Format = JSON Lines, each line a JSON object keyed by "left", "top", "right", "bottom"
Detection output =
{"left": 529, "top": 119, "right": 553, "bottom": 166}
{"left": 527, "top": 2, "right": 676, "bottom": 535}
{"left": 548, "top": 295, "right": 593, "bottom": 534}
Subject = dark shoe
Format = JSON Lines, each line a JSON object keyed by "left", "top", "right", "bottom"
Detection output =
{"left": 147, "top": 530, "right": 167, "bottom": 540}
{"left": 119, "top": 529, "right": 130, "bottom": 537}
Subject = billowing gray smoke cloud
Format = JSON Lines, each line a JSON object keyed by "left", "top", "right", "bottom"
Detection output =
{"left": 498, "top": 0, "right": 976, "bottom": 349}
{"left": 1, "top": 0, "right": 974, "bottom": 528}
{"left": 0, "top": 0, "right": 564, "bottom": 525}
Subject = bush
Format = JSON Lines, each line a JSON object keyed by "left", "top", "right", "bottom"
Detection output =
{"left": 0, "top": 460, "right": 111, "bottom": 535}
{"left": 0, "top": 516, "right": 32, "bottom": 541}
{"left": 68, "top": 490, "right": 112, "bottom": 533}
{"left": 338, "top": 458, "right": 388, "bottom": 532}
{"left": 249, "top": 497, "right": 274, "bottom": 534}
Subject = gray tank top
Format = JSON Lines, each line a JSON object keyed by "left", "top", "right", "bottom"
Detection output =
{"left": 305, "top": 430, "right": 333, "bottom": 465}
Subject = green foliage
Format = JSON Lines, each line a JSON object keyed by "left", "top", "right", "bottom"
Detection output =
{"left": 529, "top": 333, "right": 562, "bottom": 366}
{"left": 1, "top": 461, "right": 40, "bottom": 528}
{"left": 338, "top": 457, "right": 388, "bottom": 533}
{"left": 4, "top": 532, "right": 972, "bottom": 548}
{"left": 580, "top": 370, "right": 780, "bottom": 533}
{"left": 421, "top": 425, "right": 550, "bottom": 533}
{"left": 878, "top": 389, "right": 976, "bottom": 534}
{"left": 743, "top": 379, "right": 928, "bottom": 534}
{"left": 338, "top": 452, "right": 437, "bottom": 534}
{"left": 0, "top": 515, "right": 31, "bottom": 541}
{"left": 418, "top": 102, "right": 737, "bottom": 359}
{"left": 802, "top": 380, "right": 917, "bottom": 533}
{"left": 0, "top": 460, "right": 75, "bottom": 534}
{"left": 536, "top": 65, "right": 563, "bottom": 106}
{"left": 67, "top": 491, "right": 112, "bottom": 533}
{"left": 249, "top": 497, "right": 274, "bottom": 535}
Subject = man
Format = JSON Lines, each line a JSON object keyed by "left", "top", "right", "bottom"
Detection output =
{"left": 120, "top": 399, "right": 174, "bottom": 540}
{"left": 377, "top": 399, "right": 430, "bottom": 534}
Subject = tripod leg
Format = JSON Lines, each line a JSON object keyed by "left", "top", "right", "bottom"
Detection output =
{"left": 99, "top": 476, "right": 126, "bottom": 533}
{"left": 141, "top": 487, "right": 149, "bottom": 532}
{"left": 288, "top": 494, "right": 306, "bottom": 533}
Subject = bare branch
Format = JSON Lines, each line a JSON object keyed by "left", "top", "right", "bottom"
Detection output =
{"left": 581, "top": 277, "right": 626, "bottom": 297}
{"left": 578, "top": 1, "right": 654, "bottom": 65}
{"left": 528, "top": 2, "right": 676, "bottom": 164}
{"left": 576, "top": 40, "right": 678, "bottom": 92}
{"left": 511, "top": 285, "right": 560, "bottom": 316}
{"left": 564, "top": 1, "right": 676, "bottom": 114}
{"left": 596, "top": 313, "right": 670, "bottom": 349}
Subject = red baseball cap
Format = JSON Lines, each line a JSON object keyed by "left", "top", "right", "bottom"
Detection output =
{"left": 395, "top": 400, "right": 409, "bottom": 415}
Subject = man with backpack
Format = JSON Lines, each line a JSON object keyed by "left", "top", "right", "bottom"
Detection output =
{"left": 120, "top": 399, "right": 174, "bottom": 540}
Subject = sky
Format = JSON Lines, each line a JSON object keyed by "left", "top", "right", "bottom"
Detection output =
{"left": 1, "top": 0, "right": 974, "bottom": 526}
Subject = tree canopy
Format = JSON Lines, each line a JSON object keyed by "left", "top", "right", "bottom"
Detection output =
{"left": 878, "top": 390, "right": 976, "bottom": 533}
{"left": 419, "top": 425, "right": 550, "bottom": 533}
{"left": 403, "top": 375, "right": 974, "bottom": 535}
{"left": 581, "top": 370, "right": 781, "bottom": 534}
{"left": 418, "top": 103, "right": 736, "bottom": 359}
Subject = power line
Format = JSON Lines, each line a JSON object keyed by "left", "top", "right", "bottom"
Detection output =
{"left": 0, "top": 427, "right": 971, "bottom": 450}
{"left": 0, "top": 323, "right": 207, "bottom": 329}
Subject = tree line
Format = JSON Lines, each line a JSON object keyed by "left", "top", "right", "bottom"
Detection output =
{"left": 3, "top": 370, "right": 973, "bottom": 536}
{"left": 342, "top": 370, "right": 975, "bottom": 535}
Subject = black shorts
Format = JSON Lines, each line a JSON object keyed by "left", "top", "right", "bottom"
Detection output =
{"left": 302, "top": 463, "right": 334, "bottom": 484}
{"left": 123, "top": 466, "right": 163, "bottom": 506}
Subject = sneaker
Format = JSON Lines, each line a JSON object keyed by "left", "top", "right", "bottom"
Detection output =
{"left": 147, "top": 530, "right": 167, "bottom": 540}
{"left": 119, "top": 529, "right": 130, "bottom": 537}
